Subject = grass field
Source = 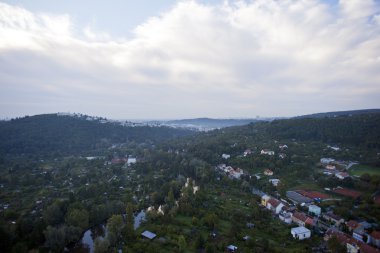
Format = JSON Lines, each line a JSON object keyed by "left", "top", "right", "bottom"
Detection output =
{"left": 349, "top": 164, "right": 380, "bottom": 176}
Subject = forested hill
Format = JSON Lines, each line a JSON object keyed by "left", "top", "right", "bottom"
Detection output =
{"left": 260, "top": 113, "right": 380, "bottom": 147}
{"left": 0, "top": 114, "right": 194, "bottom": 157}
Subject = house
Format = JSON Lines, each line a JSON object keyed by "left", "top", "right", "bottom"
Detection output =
{"left": 261, "top": 195, "right": 271, "bottom": 206}
{"left": 291, "top": 227, "right": 311, "bottom": 240}
{"left": 264, "top": 169, "right": 273, "bottom": 176}
{"left": 279, "top": 211, "right": 293, "bottom": 224}
{"left": 325, "top": 229, "right": 380, "bottom": 253}
{"left": 279, "top": 144, "right": 288, "bottom": 150}
{"left": 266, "top": 198, "right": 284, "bottom": 214}
{"left": 279, "top": 153, "right": 287, "bottom": 159}
{"left": 127, "top": 157, "right": 137, "bottom": 165}
{"left": 269, "top": 179, "right": 280, "bottom": 186}
{"left": 335, "top": 172, "right": 350, "bottom": 180}
{"left": 352, "top": 222, "right": 372, "bottom": 242}
{"left": 227, "top": 245, "right": 238, "bottom": 252}
{"left": 222, "top": 154, "right": 231, "bottom": 159}
{"left": 320, "top": 158, "right": 335, "bottom": 164}
{"left": 261, "top": 149, "right": 275, "bottom": 155}
{"left": 243, "top": 235, "right": 250, "bottom": 241}
{"left": 368, "top": 231, "right": 380, "bottom": 248}
{"left": 292, "top": 212, "right": 314, "bottom": 227}
{"left": 229, "top": 168, "right": 244, "bottom": 179}
{"left": 141, "top": 230, "right": 157, "bottom": 240}
{"left": 346, "top": 220, "right": 361, "bottom": 232}
{"left": 325, "top": 164, "right": 336, "bottom": 170}
{"left": 243, "top": 149, "right": 252, "bottom": 156}
{"left": 308, "top": 205, "right": 321, "bottom": 216}
{"left": 246, "top": 222, "right": 255, "bottom": 229}
{"left": 323, "top": 212, "right": 344, "bottom": 226}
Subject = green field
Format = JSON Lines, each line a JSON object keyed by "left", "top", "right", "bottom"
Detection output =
{"left": 349, "top": 164, "right": 380, "bottom": 176}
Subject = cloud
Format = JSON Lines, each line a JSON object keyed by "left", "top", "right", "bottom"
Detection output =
{"left": 0, "top": 0, "right": 379, "bottom": 118}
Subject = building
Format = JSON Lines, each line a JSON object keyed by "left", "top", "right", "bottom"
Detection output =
{"left": 264, "top": 169, "right": 273, "bottom": 176}
{"left": 308, "top": 205, "right": 321, "bottom": 216}
{"left": 266, "top": 198, "right": 284, "bottom": 214}
{"left": 279, "top": 144, "right": 288, "bottom": 150}
{"left": 323, "top": 212, "right": 345, "bottom": 226}
{"left": 269, "top": 179, "right": 280, "bottom": 186}
{"left": 321, "top": 158, "right": 335, "bottom": 164}
{"left": 325, "top": 164, "right": 336, "bottom": 170}
{"left": 368, "top": 231, "right": 380, "bottom": 248}
{"left": 335, "top": 172, "right": 350, "bottom": 180}
{"left": 332, "top": 187, "right": 361, "bottom": 199}
{"left": 279, "top": 211, "right": 293, "bottom": 224}
{"left": 291, "top": 227, "right": 311, "bottom": 240}
{"left": 127, "top": 157, "right": 137, "bottom": 165}
{"left": 141, "top": 230, "right": 157, "bottom": 240}
{"left": 261, "top": 195, "right": 271, "bottom": 206}
{"left": 227, "top": 245, "right": 238, "bottom": 252}
{"left": 292, "top": 212, "right": 314, "bottom": 227}
{"left": 261, "top": 149, "right": 275, "bottom": 155}
{"left": 286, "top": 191, "right": 313, "bottom": 204}
{"left": 243, "top": 149, "right": 252, "bottom": 156}
{"left": 222, "top": 154, "right": 231, "bottom": 159}
{"left": 346, "top": 220, "right": 361, "bottom": 232}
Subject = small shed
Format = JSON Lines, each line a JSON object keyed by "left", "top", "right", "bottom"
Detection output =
{"left": 227, "top": 245, "right": 238, "bottom": 252}
{"left": 141, "top": 230, "right": 157, "bottom": 240}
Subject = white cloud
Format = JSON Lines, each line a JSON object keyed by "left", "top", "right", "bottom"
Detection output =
{"left": 0, "top": 0, "right": 379, "bottom": 119}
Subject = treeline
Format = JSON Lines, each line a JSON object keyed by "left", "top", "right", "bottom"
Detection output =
{"left": 261, "top": 113, "right": 380, "bottom": 148}
{"left": 0, "top": 114, "right": 194, "bottom": 158}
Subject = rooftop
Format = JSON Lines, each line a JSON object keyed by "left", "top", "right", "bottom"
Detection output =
{"left": 291, "top": 226, "right": 310, "bottom": 234}
{"left": 141, "top": 230, "right": 157, "bottom": 240}
{"left": 333, "top": 187, "right": 361, "bottom": 199}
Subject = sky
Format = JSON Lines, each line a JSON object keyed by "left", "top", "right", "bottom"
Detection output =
{"left": 0, "top": 0, "right": 379, "bottom": 119}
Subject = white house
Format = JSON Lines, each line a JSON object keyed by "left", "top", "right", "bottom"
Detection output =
{"left": 222, "top": 154, "right": 231, "bottom": 159}
{"left": 227, "top": 245, "right": 238, "bottom": 252}
{"left": 291, "top": 227, "right": 311, "bottom": 240}
{"left": 320, "top": 158, "right": 335, "bottom": 164}
{"left": 279, "top": 211, "right": 293, "bottom": 224}
{"left": 261, "top": 149, "right": 275, "bottom": 155}
{"left": 269, "top": 179, "right": 280, "bottom": 186}
{"left": 266, "top": 198, "right": 284, "bottom": 214}
{"left": 264, "top": 169, "right": 274, "bottom": 176}
{"left": 127, "top": 157, "right": 137, "bottom": 165}
{"left": 308, "top": 205, "right": 321, "bottom": 216}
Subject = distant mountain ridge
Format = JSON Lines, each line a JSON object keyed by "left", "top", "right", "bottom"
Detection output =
{"left": 295, "top": 109, "right": 380, "bottom": 119}
{"left": 145, "top": 117, "right": 269, "bottom": 131}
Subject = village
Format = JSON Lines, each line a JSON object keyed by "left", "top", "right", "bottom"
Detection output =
{"left": 215, "top": 144, "right": 380, "bottom": 253}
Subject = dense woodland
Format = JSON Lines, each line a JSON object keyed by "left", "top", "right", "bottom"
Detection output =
{"left": 0, "top": 114, "right": 193, "bottom": 158}
{"left": 0, "top": 112, "right": 379, "bottom": 252}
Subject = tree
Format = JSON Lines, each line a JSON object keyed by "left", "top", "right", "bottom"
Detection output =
{"left": 43, "top": 226, "right": 66, "bottom": 253}
{"left": 43, "top": 202, "right": 64, "bottom": 226}
{"left": 65, "top": 208, "right": 89, "bottom": 230}
{"left": 327, "top": 236, "right": 346, "bottom": 253}
{"left": 178, "top": 235, "right": 187, "bottom": 252}
{"left": 94, "top": 237, "right": 110, "bottom": 253}
{"left": 124, "top": 203, "right": 135, "bottom": 242}
{"left": 107, "top": 215, "right": 124, "bottom": 246}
